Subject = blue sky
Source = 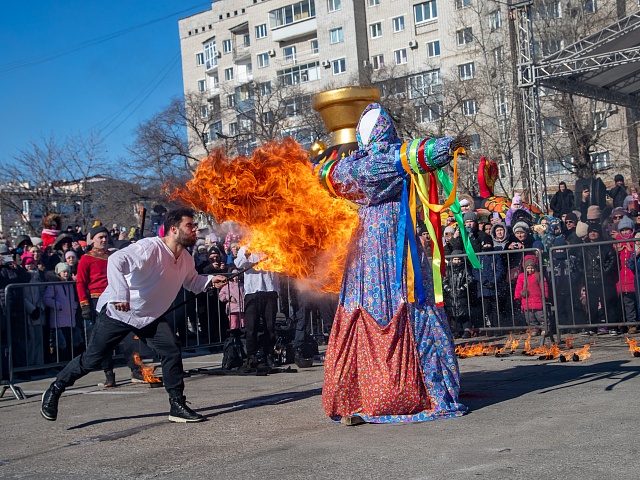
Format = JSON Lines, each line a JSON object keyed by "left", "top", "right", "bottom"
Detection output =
{"left": 0, "top": 1, "right": 211, "bottom": 166}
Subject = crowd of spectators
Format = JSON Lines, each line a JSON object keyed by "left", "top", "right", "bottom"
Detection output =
{"left": 442, "top": 175, "right": 640, "bottom": 339}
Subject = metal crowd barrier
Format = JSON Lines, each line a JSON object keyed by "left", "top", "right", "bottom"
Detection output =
{"left": 1, "top": 280, "right": 232, "bottom": 399}
{"left": 444, "top": 248, "right": 547, "bottom": 337}
{"left": 548, "top": 237, "right": 640, "bottom": 341}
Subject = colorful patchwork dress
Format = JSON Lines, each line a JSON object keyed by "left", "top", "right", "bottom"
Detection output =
{"left": 321, "top": 104, "right": 467, "bottom": 423}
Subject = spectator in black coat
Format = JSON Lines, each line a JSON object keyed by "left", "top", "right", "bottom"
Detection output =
{"left": 549, "top": 182, "right": 575, "bottom": 218}
{"left": 608, "top": 174, "right": 627, "bottom": 208}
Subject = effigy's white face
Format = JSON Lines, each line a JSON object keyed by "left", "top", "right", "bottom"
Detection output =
{"left": 359, "top": 108, "right": 380, "bottom": 147}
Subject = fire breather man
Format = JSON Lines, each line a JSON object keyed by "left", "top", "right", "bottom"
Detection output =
{"left": 41, "top": 208, "right": 228, "bottom": 423}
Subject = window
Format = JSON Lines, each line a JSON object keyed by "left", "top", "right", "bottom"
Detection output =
{"left": 591, "top": 151, "right": 610, "bottom": 170}
{"left": 535, "top": 1, "right": 561, "bottom": 19}
{"left": 257, "top": 52, "right": 270, "bottom": 68}
{"left": 260, "top": 81, "right": 272, "bottom": 95}
{"left": 269, "top": 0, "right": 316, "bottom": 29}
{"left": 227, "top": 94, "right": 237, "bottom": 107}
{"left": 204, "top": 40, "right": 218, "bottom": 69}
{"left": 409, "top": 69, "right": 441, "bottom": 98}
{"left": 469, "top": 134, "right": 481, "bottom": 150}
{"left": 255, "top": 23, "right": 268, "bottom": 39}
{"left": 210, "top": 121, "right": 222, "bottom": 139}
{"left": 415, "top": 103, "right": 442, "bottom": 123}
{"left": 328, "top": 0, "right": 341, "bottom": 12}
{"left": 310, "top": 39, "right": 319, "bottom": 54}
{"left": 458, "top": 62, "right": 475, "bottom": 80}
{"left": 585, "top": 0, "right": 597, "bottom": 13}
{"left": 229, "top": 122, "right": 238, "bottom": 136}
{"left": 200, "top": 105, "right": 209, "bottom": 118}
{"left": 285, "top": 95, "right": 312, "bottom": 117}
{"left": 462, "top": 99, "right": 479, "bottom": 116}
{"left": 196, "top": 52, "right": 205, "bottom": 66}
{"left": 393, "top": 16, "right": 405, "bottom": 33}
{"left": 394, "top": 49, "right": 407, "bottom": 65}
{"left": 277, "top": 62, "right": 320, "bottom": 85}
{"left": 224, "top": 67, "right": 234, "bottom": 81}
{"left": 370, "top": 22, "right": 382, "bottom": 38}
{"left": 222, "top": 39, "right": 232, "bottom": 53}
{"left": 496, "top": 86, "right": 507, "bottom": 116}
{"left": 489, "top": 10, "right": 502, "bottom": 30}
{"left": 198, "top": 79, "right": 206, "bottom": 92}
{"left": 202, "top": 131, "right": 210, "bottom": 144}
{"left": 414, "top": 1, "right": 438, "bottom": 23}
{"left": 427, "top": 40, "right": 440, "bottom": 57}
{"left": 372, "top": 54, "right": 384, "bottom": 70}
{"left": 262, "top": 111, "right": 274, "bottom": 125}
{"left": 543, "top": 117, "right": 562, "bottom": 135}
{"left": 593, "top": 111, "right": 608, "bottom": 130}
{"left": 283, "top": 45, "right": 296, "bottom": 61}
{"left": 332, "top": 58, "right": 346, "bottom": 75}
{"left": 242, "top": 33, "right": 251, "bottom": 48}
{"left": 368, "top": 0, "right": 380, "bottom": 6}
{"left": 456, "top": 0, "right": 471, "bottom": 8}
{"left": 330, "top": 27, "right": 343, "bottom": 44}
{"left": 493, "top": 46, "right": 504, "bottom": 65}
{"left": 456, "top": 27, "right": 473, "bottom": 46}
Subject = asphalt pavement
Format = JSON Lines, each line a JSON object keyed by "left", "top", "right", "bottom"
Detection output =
{"left": 1, "top": 333, "right": 639, "bottom": 479}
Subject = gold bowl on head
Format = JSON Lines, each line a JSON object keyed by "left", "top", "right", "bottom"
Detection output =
{"left": 312, "top": 86, "right": 381, "bottom": 146}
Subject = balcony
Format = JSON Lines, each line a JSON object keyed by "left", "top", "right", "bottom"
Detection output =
{"left": 205, "top": 57, "right": 219, "bottom": 72}
{"left": 233, "top": 43, "right": 251, "bottom": 62}
{"left": 207, "top": 85, "right": 220, "bottom": 100}
{"left": 271, "top": 17, "right": 317, "bottom": 42}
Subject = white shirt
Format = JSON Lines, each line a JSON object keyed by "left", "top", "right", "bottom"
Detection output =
{"left": 97, "top": 237, "right": 211, "bottom": 328}
{"left": 234, "top": 246, "right": 279, "bottom": 295}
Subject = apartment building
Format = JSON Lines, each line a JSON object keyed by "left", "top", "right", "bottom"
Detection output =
{"left": 179, "top": 0, "right": 639, "bottom": 196}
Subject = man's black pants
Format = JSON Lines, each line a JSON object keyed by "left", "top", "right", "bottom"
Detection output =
{"left": 244, "top": 291, "right": 278, "bottom": 357}
{"left": 56, "top": 310, "right": 184, "bottom": 397}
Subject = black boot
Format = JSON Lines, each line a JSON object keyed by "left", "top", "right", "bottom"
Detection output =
{"left": 168, "top": 395, "right": 204, "bottom": 423}
{"left": 41, "top": 382, "right": 64, "bottom": 421}
{"left": 241, "top": 355, "right": 257, "bottom": 373}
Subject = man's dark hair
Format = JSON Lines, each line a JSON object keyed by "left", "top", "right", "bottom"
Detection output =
{"left": 163, "top": 208, "right": 195, "bottom": 236}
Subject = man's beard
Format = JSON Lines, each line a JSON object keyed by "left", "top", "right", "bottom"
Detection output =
{"left": 177, "top": 230, "right": 196, "bottom": 248}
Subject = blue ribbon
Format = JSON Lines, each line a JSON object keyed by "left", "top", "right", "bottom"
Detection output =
{"left": 394, "top": 149, "right": 426, "bottom": 304}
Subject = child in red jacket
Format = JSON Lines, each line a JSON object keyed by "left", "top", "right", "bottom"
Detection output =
{"left": 514, "top": 255, "right": 548, "bottom": 336}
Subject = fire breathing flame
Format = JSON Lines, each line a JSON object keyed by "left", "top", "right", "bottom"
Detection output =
{"left": 173, "top": 138, "right": 358, "bottom": 292}
{"left": 495, "top": 334, "right": 513, "bottom": 354}
{"left": 132, "top": 353, "right": 161, "bottom": 383}
{"left": 565, "top": 336, "right": 574, "bottom": 349}
{"left": 523, "top": 333, "right": 532, "bottom": 353}
{"left": 626, "top": 337, "right": 640, "bottom": 354}
{"left": 527, "top": 343, "right": 561, "bottom": 358}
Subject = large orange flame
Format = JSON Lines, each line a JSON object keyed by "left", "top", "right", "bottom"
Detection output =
{"left": 173, "top": 138, "right": 359, "bottom": 292}
{"left": 572, "top": 344, "right": 591, "bottom": 361}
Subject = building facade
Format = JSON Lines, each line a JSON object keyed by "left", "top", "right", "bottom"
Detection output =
{"left": 179, "top": 0, "right": 640, "bottom": 199}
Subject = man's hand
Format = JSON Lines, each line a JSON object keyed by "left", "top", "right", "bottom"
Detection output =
{"left": 210, "top": 275, "right": 228, "bottom": 289}
{"left": 113, "top": 302, "right": 130, "bottom": 312}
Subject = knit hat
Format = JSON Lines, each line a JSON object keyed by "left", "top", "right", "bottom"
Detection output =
{"left": 614, "top": 174, "right": 624, "bottom": 183}
{"left": 89, "top": 225, "right": 109, "bottom": 238}
{"left": 0, "top": 243, "right": 8, "bottom": 254}
{"left": 564, "top": 212, "right": 578, "bottom": 224}
{"left": 23, "top": 256, "right": 36, "bottom": 266}
{"left": 55, "top": 262, "right": 71, "bottom": 274}
{"left": 459, "top": 198, "right": 470, "bottom": 207}
{"left": 559, "top": 181, "right": 566, "bottom": 187}
{"left": 444, "top": 226, "right": 455, "bottom": 235}
{"left": 532, "top": 240, "right": 544, "bottom": 251}
{"left": 463, "top": 211, "right": 477, "bottom": 223}
{"left": 451, "top": 249, "right": 464, "bottom": 256}
{"left": 586, "top": 205, "right": 602, "bottom": 220}
{"left": 576, "top": 221, "right": 589, "bottom": 237}
{"left": 587, "top": 223, "right": 602, "bottom": 235}
{"left": 618, "top": 215, "right": 634, "bottom": 231}
{"left": 511, "top": 193, "right": 523, "bottom": 206}
{"left": 64, "top": 251, "right": 77, "bottom": 260}
{"left": 524, "top": 257, "right": 538, "bottom": 270}
{"left": 512, "top": 221, "right": 530, "bottom": 234}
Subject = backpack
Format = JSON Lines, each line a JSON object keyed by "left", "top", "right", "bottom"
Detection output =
{"left": 221, "top": 335, "right": 246, "bottom": 370}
